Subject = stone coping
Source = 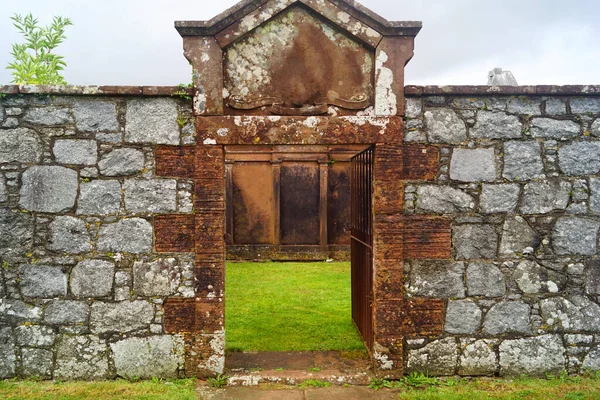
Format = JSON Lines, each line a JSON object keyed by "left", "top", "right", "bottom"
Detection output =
{"left": 1, "top": 84, "right": 599, "bottom": 97}
{"left": 0, "top": 84, "right": 194, "bottom": 97}
{"left": 405, "top": 85, "right": 600, "bottom": 96}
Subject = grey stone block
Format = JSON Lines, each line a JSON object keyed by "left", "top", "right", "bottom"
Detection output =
{"left": 15, "top": 325, "right": 56, "bottom": 347}
{"left": 0, "top": 209, "right": 33, "bottom": 259}
{"left": 506, "top": 97, "right": 541, "bottom": 115}
{"left": 553, "top": 217, "right": 600, "bottom": 255}
{"left": 445, "top": 299, "right": 481, "bottom": 334}
{"left": 407, "top": 337, "right": 458, "bottom": 376}
{"left": 44, "top": 300, "right": 89, "bottom": 325}
{"left": 466, "top": 262, "right": 506, "bottom": 297}
{"left": 47, "top": 216, "right": 92, "bottom": 254}
{"left": 125, "top": 99, "right": 180, "bottom": 144}
{"left": 71, "top": 260, "right": 114, "bottom": 298}
{"left": 591, "top": 119, "right": 600, "bottom": 137}
{"left": 471, "top": 111, "right": 522, "bottom": 139}
{"left": 424, "top": 109, "right": 467, "bottom": 143}
{"left": 97, "top": 218, "right": 152, "bottom": 253}
{"left": 499, "top": 216, "right": 540, "bottom": 257}
{"left": 19, "top": 166, "right": 78, "bottom": 213}
{"left": 0, "top": 128, "right": 42, "bottom": 163}
{"left": 585, "top": 259, "right": 600, "bottom": 295}
{"left": 450, "top": 148, "right": 496, "bottom": 182}
{"left": 0, "top": 299, "right": 42, "bottom": 324}
{"left": 454, "top": 224, "right": 497, "bottom": 260}
{"left": 133, "top": 258, "right": 180, "bottom": 296}
{"left": 570, "top": 98, "right": 600, "bottom": 114}
{"left": 22, "top": 348, "right": 53, "bottom": 377}
{"left": 558, "top": 142, "right": 600, "bottom": 176}
{"left": 545, "top": 98, "right": 567, "bottom": 115}
{"left": 124, "top": 179, "right": 177, "bottom": 214}
{"left": 407, "top": 261, "right": 465, "bottom": 298}
{"left": 23, "top": 107, "right": 73, "bottom": 125}
{"left": 415, "top": 185, "right": 474, "bottom": 213}
{"left": 513, "top": 260, "right": 566, "bottom": 294}
{"left": 499, "top": 334, "right": 565, "bottom": 376}
{"left": 483, "top": 300, "right": 531, "bottom": 335}
{"left": 0, "top": 328, "right": 15, "bottom": 379}
{"left": 74, "top": 101, "right": 119, "bottom": 132}
{"left": 540, "top": 295, "right": 600, "bottom": 332}
{"left": 111, "top": 335, "right": 184, "bottom": 379}
{"left": 520, "top": 181, "right": 571, "bottom": 214}
{"left": 459, "top": 339, "right": 497, "bottom": 376}
{"left": 54, "top": 334, "right": 109, "bottom": 380}
{"left": 405, "top": 98, "right": 422, "bottom": 119}
{"left": 77, "top": 180, "right": 122, "bottom": 215}
{"left": 98, "top": 148, "right": 145, "bottom": 176}
{"left": 480, "top": 184, "right": 520, "bottom": 213}
{"left": 53, "top": 139, "right": 98, "bottom": 165}
{"left": 0, "top": 175, "right": 7, "bottom": 203}
{"left": 530, "top": 118, "right": 580, "bottom": 139}
{"left": 503, "top": 141, "right": 544, "bottom": 181}
{"left": 19, "top": 265, "right": 67, "bottom": 298}
{"left": 590, "top": 178, "right": 600, "bottom": 213}
{"left": 90, "top": 300, "right": 154, "bottom": 334}
{"left": 583, "top": 346, "right": 600, "bottom": 370}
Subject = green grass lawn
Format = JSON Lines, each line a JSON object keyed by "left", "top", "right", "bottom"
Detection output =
{"left": 0, "top": 379, "right": 197, "bottom": 400}
{"left": 225, "top": 261, "right": 365, "bottom": 352}
{"left": 394, "top": 374, "right": 600, "bottom": 400}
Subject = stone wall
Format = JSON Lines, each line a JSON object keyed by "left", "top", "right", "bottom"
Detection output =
{"left": 0, "top": 86, "right": 196, "bottom": 380}
{"left": 1, "top": 85, "right": 600, "bottom": 379}
{"left": 402, "top": 87, "right": 600, "bottom": 376}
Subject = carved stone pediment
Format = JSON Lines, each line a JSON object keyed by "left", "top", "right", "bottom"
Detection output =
{"left": 177, "top": 0, "right": 421, "bottom": 116}
{"left": 224, "top": 6, "right": 373, "bottom": 115}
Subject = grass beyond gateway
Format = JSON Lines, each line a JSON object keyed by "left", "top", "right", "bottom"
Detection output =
{"left": 225, "top": 261, "right": 365, "bottom": 352}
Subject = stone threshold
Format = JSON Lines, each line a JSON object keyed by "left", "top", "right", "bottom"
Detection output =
{"left": 225, "top": 351, "right": 373, "bottom": 386}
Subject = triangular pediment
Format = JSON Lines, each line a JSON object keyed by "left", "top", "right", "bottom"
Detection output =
{"left": 175, "top": 0, "right": 421, "bottom": 48}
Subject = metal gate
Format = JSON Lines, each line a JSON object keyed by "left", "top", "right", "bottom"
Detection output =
{"left": 350, "top": 145, "right": 374, "bottom": 351}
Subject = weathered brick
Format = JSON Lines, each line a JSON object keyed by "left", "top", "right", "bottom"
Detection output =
{"left": 155, "top": 214, "right": 195, "bottom": 253}
{"left": 155, "top": 146, "right": 196, "bottom": 178}
{"left": 403, "top": 216, "right": 451, "bottom": 260}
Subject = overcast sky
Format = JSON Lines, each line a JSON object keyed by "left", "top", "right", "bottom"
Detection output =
{"left": 0, "top": 0, "right": 598, "bottom": 86}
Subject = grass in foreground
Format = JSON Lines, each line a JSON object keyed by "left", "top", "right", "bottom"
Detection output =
{"left": 371, "top": 372, "right": 600, "bottom": 400}
{"left": 225, "top": 261, "right": 364, "bottom": 352}
{"left": 0, "top": 378, "right": 196, "bottom": 400}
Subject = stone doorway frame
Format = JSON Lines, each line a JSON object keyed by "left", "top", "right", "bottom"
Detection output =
{"left": 154, "top": 0, "right": 450, "bottom": 377}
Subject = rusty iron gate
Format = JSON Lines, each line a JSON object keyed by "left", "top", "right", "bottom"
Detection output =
{"left": 350, "top": 145, "right": 374, "bottom": 351}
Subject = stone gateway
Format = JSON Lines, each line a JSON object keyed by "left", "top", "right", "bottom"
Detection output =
{"left": 0, "top": 0, "right": 600, "bottom": 380}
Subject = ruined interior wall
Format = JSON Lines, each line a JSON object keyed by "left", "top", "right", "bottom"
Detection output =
{"left": 0, "top": 86, "right": 197, "bottom": 380}
{"left": 403, "top": 88, "right": 600, "bottom": 376}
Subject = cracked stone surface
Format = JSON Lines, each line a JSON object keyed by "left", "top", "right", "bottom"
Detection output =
{"left": 499, "top": 334, "right": 565, "bottom": 376}
{"left": 407, "top": 261, "right": 465, "bottom": 298}
{"left": 453, "top": 224, "right": 498, "bottom": 260}
{"left": 407, "top": 337, "right": 458, "bottom": 375}
{"left": 503, "top": 141, "right": 544, "bottom": 181}
{"left": 472, "top": 111, "right": 522, "bottom": 139}
{"left": 553, "top": 217, "right": 600, "bottom": 255}
{"left": 483, "top": 301, "right": 531, "bottom": 335}
{"left": 466, "top": 262, "right": 506, "bottom": 297}
{"left": 445, "top": 299, "right": 482, "bottom": 334}
{"left": 111, "top": 335, "right": 184, "bottom": 379}
{"left": 19, "top": 166, "right": 78, "bottom": 213}
{"left": 416, "top": 185, "right": 474, "bottom": 213}
{"left": 450, "top": 148, "right": 496, "bottom": 182}
{"left": 459, "top": 339, "right": 497, "bottom": 376}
